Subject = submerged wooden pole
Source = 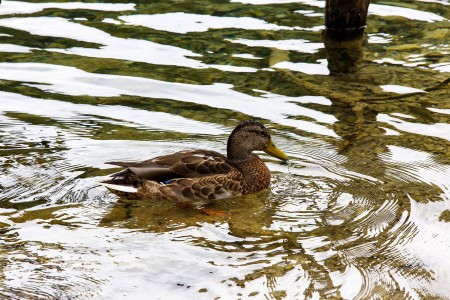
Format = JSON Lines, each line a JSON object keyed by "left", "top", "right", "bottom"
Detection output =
{"left": 324, "top": 0, "right": 370, "bottom": 74}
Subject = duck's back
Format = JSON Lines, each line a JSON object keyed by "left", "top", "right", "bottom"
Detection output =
{"left": 104, "top": 150, "right": 233, "bottom": 185}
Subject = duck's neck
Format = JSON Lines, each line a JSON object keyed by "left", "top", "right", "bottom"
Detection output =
{"left": 227, "top": 135, "right": 253, "bottom": 162}
{"left": 227, "top": 147, "right": 253, "bottom": 162}
{"left": 227, "top": 146, "right": 270, "bottom": 188}
{"left": 233, "top": 154, "right": 271, "bottom": 192}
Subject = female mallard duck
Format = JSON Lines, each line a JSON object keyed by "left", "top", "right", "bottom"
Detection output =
{"left": 101, "top": 120, "right": 288, "bottom": 209}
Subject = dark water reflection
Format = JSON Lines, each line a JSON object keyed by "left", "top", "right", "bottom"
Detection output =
{"left": 0, "top": 0, "right": 449, "bottom": 299}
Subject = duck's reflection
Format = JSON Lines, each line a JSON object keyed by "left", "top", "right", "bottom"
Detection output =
{"left": 98, "top": 189, "right": 273, "bottom": 235}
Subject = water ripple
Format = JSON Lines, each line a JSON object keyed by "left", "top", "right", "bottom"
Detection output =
{"left": 0, "top": 0, "right": 449, "bottom": 298}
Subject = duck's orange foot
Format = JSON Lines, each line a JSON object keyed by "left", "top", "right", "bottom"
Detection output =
{"left": 201, "top": 208, "right": 230, "bottom": 216}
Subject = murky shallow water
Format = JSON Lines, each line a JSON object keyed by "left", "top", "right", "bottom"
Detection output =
{"left": 0, "top": 0, "right": 449, "bottom": 299}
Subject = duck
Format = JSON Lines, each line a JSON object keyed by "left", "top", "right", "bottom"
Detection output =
{"left": 100, "top": 120, "right": 288, "bottom": 209}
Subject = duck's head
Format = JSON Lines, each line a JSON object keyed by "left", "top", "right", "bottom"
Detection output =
{"left": 227, "top": 120, "right": 289, "bottom": 162}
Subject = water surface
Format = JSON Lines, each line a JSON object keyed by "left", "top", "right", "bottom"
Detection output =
{"left": 0, "top": 0, "right": 449, "bottom": 299}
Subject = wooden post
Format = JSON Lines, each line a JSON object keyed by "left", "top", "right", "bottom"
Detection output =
{"left": 324, "top": 0, "right": 370, "bottom": 74}
{"left": 325, "top": 0, "right": 370, "bottom": 30}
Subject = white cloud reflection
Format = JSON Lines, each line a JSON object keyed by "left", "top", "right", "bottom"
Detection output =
{"left": 0, "top": 17, "right": 204, "bottom": 68}
{"left": 227, "top": 38, "right": 324, "bottom": 54}
{"left": 0, "top": 62, "right": 337, "bottom": 137}
{"left": 120, "top": 12, "right": 295, "bottom": 34}
{"left": 0, "top": 1, "right": 135, "bottom": 16}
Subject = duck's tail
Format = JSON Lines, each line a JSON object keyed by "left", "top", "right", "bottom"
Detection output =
{"left": 98, "top": 178, "right": 141, "bottom": 199}
{"left": 100, "top": 181, "right": 139, "bottom": 193}
{"left": 99, "top": 174, "right": 165, "bottom": 200}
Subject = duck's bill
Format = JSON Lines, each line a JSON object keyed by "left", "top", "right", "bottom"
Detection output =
{"left": 264, "top": 139, "right": 289, "bottom": 161}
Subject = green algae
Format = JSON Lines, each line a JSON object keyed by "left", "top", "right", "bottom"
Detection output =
{"left": 0, "top": 0, "right": 449, "bottom": 299}
{"left": 439, "top": 210, "right": 450, "bottom": 222}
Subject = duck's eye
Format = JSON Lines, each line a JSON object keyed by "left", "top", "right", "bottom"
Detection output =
{"left": 249, "top": 129, "right": 267, "bottom": 136}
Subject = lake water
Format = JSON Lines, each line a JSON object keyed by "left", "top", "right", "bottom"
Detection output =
{"left": 0, "top": 0, "right": 449, "bottom": 299}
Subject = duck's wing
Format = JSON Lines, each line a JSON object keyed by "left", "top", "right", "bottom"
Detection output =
{"left": 158, "top": 171, "right": 244, "bottom": 208}
{"left": 105, "top": 150, "right": 233, "bottom": 183}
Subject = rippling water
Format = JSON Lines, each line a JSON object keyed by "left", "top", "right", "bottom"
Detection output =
{"left": 0, "top": 0, "right": 449, "bottom": 299}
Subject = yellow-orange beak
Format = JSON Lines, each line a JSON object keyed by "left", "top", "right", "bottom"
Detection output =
{"left": 264, "top": 138, "right": 289, "bottom": 162}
